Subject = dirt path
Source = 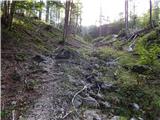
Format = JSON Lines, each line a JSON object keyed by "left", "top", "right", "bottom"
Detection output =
{"left": 19, "top": 56, "right": 74, "bottom": 120}
{"left": 19, "top": 44, "right": 116, "bottom": 120}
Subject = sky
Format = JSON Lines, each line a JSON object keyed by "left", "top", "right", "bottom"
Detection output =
{"left": 81, "top": 0, "right": 150, "bottom": 26}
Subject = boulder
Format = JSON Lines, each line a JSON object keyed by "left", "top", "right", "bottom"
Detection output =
{"left": 55, "top": 49, "right": 71, "bottom": 59}
{"left": 111, "top": 116, "right": 120, "bottom": 120}
{"left": 11, "top": 71, "right": 21, "bottom": 81}
{"left": 85, "top": 74, "right": 97, "bottom": 83}
{"left": 73, "top": 95, "right": 82, "bottom": 108}
{"left": 55, "top": 48, "right": 80, "bottom": 60}
{"left": 96, "top": 81, "right": 116, "bottom": 91}
{"left": 130, "top": 117, "right": 137, "bottom": 120}
{"left": 157, "top": 54, "right": 160, "bottom": 59}
{"left": 83, "top": 110, "right": 102, "bottom": 120}
{"left": 82, "top": 96, "right": 99, "bottom": 108}
{"left": 128, "top": 103, "right": 140, "bottom": 111}
{"left": 32, "top": 55, "right": 46, "bottom": 63}
{"left": 99, "top": 101, "right": 111, "bottom": 109}
{"left": 89, "top": 92, "right": 105, "bottom": 101}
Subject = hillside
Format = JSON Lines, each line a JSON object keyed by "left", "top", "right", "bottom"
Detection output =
{"left": 2, "top": 14, "right": 160, "bottom": 120}
{"left": 1, "top": 0, "right": 160, "bottom": 119}
{"left": 1, "top": 15, "right": 90, "bottom": 120}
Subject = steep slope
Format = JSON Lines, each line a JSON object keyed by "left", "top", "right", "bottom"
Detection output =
{"left": 1, "top": 15, "right": 89, "bottom": 120}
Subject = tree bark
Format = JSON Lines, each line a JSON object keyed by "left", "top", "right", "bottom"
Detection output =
{"left": 2, "top": 0, "right": 16, "bottom": 29}
{"left": 125, "top": 0, "right": 129, "bottom": 36}
{"left": 2, "top": 1, "right": 8, "bottom": 26}
{"left": 149, "top": 0, "right": 153, "bottom": 27}
{"left": 39, "top": 0, "right": 42, "bottom": 20}
{"left": 46, "top": 0, "right": 49, "bottom": 22}
{"left": 62, "top": 0, "right": 71, "bottom": 44}
{"left": 8, "top": 1, "right": 16, "bottom": 30}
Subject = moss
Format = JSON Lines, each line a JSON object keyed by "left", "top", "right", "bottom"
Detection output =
{"left": 113, "top": 40, "right": 124, "bottom": 50}
{"left": 15, "top": 53, "right": 27, "bottom": 61}
{"left": 95, "top": 47, "right": 125, "bottom": 60}
{"left": 0, "top": 110, "right": 9, "bottom": 119}
{"left": 103, "top": 35, "right": 113, "bottom": 41}
{"left": 112, "top": 85, "right": 160, "bottom": 119}
{"left": 93, "top": 36, "right": 104, "bottom": 43}
{"left": 116, "top": 68, "right": 138, "bottom": 85}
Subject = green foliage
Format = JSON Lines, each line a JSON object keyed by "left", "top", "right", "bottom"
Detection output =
{"left": 118, "top": 28, "right": 126, "bottom": 37}
{"left": 93, "top": 36, "right": 104, "bottom": 43}
{"left": 102, "top": 35, "right": 112, "bottom": 41}
{"left": 48, "top": 1, "right": 64, "bottom": 8}
{"left": 114, "top": 85, "right": 160, "bottom": 119}
{"left": 113, "top": 40, "right": 124, "bottom": 50}
{"left": 116, "top": 67, "right": 138, "bottom": 85}
{"left": 15, "top": 53, "right": 27, "bottom": 61}
{"left": 95, "top": 47, "right": 125, "bottom": 60}
{"left": 25, "top": 79, "right": 38, "bottom": 91}
{"left": 83, "top": 34, "right": 92, "bottom": 42}
{"left": 135, "top": 31, "right": 160, "bottom": 65}
{"left": 15, "top": 0, "right": 45, "bottom": 14}
{"left": 154, "top": 97, "right": 160, "bottom": 108}
{"left": 33, "top": 38, "right": 43, "bottom": 45}
{"left": 0, "top": 110, "right": 8, "bottom": 118}
{"left": 136, "top": 13, "right": 149, "bottom": 28}
{"left": 13, "top": 17, "right": 33, "bottom": 31}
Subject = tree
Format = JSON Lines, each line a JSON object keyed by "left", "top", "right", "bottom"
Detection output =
{"left": 46, "top": 0, "right": 50, "bottom": 22}
{"left": 129, "top": 0, "right": 137, "bottom": 29}
{"left": 45, "top": 1, "right": 64, "bottom": 26}
{"left": 1, "top": 0, "right": 16, "bottom": 29}
{"left": 67, "top": 0, "right": 82, "bottom": 36}
{"left": 98, "top": 0, "right": 102, "bottom": 36}
{"left": 125, "top": 0, "right": 129, "bottom": 36}
{"left": 153, "top": 0, "right": 160, "bottom": 25}
{"left": 62, "top": 0, "right": 71, "bottom": 43}
{"left": 149, "top": 0, "right": 153, "bottom": 27}
{"left": 38, "top": 0, "right": 43, "bottom": 20}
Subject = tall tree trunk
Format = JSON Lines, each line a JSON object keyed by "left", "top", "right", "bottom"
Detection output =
{"left": 2, "top": 0, "right": 16, "bottom": 29}
{"left": 2, "top": 1, "right": 7, "bottom": 25}
{"left": 149, "top": 0, "right": 153, "bottom": 27}
{"left": 57, "top": 9, "right": 60, "bottom": 28}
{"left": 39, "top": 0, "right": 42, "bottom": 20}
{"left": 62, "top": 0, "right": 71, "bottom": 44}
{"left": 8, "top": 1, "right": 16, "bottom": 30}
{"left": 125, "top": 0, "right": 129, "bottom": 36}
{"left": 39, "top": 11, "right": 42, "bottom": 20}
{"left": 46, "top": 0, "right": 49, "bottom": 22}
{"left": 69, "top": 1, "right": 73, "bottom": 35}
{"left": 99, "top": 0, "right": 102, "bottom": 36}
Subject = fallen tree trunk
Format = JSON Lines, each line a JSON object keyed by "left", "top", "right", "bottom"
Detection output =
{"left": 128, "top": 27, "right": 152, "bottom": 40}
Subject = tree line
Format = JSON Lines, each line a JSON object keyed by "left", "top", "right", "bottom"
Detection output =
{"left": 1, "top": 0, "right": 82, "bottom": 43}
{"left": 1, "top": 0, "right": 159, "bottom": 41}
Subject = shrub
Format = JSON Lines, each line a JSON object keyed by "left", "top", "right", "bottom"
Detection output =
{"left": 135, "top": 31, "right": 160, "bottom": 66}
{"left": 95, "top": 47, "right": 125, "bottom": 60}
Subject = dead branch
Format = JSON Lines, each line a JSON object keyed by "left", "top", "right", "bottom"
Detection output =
{"left": 12, "top": 110, "right": 15, "bottom": 120}
{"left": 71, "top": 85, "right": 88, "bottom": 118}
{"left": 62, "top": 111, "right": 73, "bottom": 119}
{"left": 72, "top": 85, "right": 88, "bottom": 107}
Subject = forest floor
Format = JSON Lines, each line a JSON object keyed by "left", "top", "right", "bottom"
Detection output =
{"left": 1, "top": 16, "right": 160, "bottom": 120}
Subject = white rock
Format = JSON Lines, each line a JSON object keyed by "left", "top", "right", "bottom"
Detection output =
{"left": 83, "top": 110, "right": 101, "bottom": 120}
{"left": 111, "top": 116, "right": 120, "bottom": 120}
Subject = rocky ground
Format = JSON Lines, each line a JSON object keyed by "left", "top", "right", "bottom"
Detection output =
{"left": 2, "top": 42, "right": 156, "bottom": 120}
{"left": 16, "top": 46, "right": 117, "bottom": 120}
{"left": 2, "top": 16, "right": 160, "bottom": 120}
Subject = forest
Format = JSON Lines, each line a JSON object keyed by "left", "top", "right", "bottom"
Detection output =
{"left": 1, "top": 0, "right": 160, "bottom": 120}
